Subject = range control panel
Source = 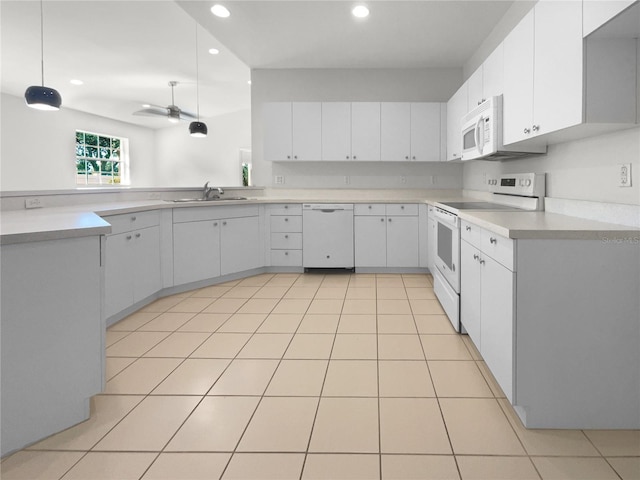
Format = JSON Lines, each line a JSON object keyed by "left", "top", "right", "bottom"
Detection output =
{"left": 489, "top": 173, "right": 546, "bottom": 198}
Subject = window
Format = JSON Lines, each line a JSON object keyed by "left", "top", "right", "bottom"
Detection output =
{"left": 75, "top": 130, "right": 129, "bottom": 185}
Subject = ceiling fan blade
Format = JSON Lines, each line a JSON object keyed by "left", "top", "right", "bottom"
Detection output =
{"left": 179, "top": 110, "right": 198, "bottom": 120}
{"left": 133, "top": 107, "right": 169, "bottom": 117}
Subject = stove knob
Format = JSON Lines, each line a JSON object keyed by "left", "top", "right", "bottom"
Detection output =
{"left": 525, "top": 179, "right": 532, "bottom": 187}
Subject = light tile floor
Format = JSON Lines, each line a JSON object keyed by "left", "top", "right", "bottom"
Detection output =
{"left": 2, "top": 273, "right": 639, "bottom": 480}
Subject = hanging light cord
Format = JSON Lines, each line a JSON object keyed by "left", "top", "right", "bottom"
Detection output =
{"left": 195, "top": 22, "right": 200, "bottom": 121}
{"left": 39, "top": 0, "right": 45, "bottom": 86}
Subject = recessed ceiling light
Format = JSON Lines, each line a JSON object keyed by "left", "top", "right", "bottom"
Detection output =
{"left": 209, "top": 48, "right": 220, "bottom": 55}
{"left": 142, "top": 104, "right": 151, "bottom": 108}
{"left": 247, "top": 80, "right": 252, "bottom": 85}
{"left": 211, "top": 4, "right": 230, "bottom": 18}
{"left": 70, "top": 79, "right": 83, "bottom": 85}
{"left": 352, "top": 5, "right": 369, "bottom": 18}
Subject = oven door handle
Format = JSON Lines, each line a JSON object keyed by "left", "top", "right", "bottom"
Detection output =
{"left": 474, "top": 116, "right": 483, "bottom": 155}
{"left": 434, "top": 208, "right": 459, "bottom": 227}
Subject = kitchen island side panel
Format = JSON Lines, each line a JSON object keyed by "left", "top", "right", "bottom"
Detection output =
{"left": 514, "top": 238, "right": 640, "bottom": 429}
{"left": 0, "top": 236, "right": 103, "bottom": 455}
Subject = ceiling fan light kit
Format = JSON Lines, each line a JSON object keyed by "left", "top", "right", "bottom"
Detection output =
{"left": 25, "top": 0, "right": 61, "bottom": 111}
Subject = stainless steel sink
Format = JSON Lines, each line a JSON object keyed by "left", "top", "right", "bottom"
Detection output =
{"left": 168, "top": 196, "right": 247, "bottom": 203}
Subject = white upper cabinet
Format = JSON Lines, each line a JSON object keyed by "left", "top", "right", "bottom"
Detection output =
{"left": 351, "top": 102, "right": 381, "bottom": 161}
{"left": 467, "top": 68, "right": 484, "bottom": 112}
{"left": 322, "top": 102, "right": 352, "bottom": 161}
{"left": 263, "top": 102, "right": 321, "bottom": 161}
{"left": 263, "top": 102, "right": 293, "bottom": 161}
{"left": 482, "top": 42, "right": 504, "bottom": 101}
{"left": 533, "top": 0, "right": 583, "bottom": 137}
{"left": 446, "top": 83, "right": 468, "bottom": 161}
{"left": 583, "top": 0, "right": 637, "bottom": 37}
{"left": 292, "top": 102, "right": 321, "bottom": 161}
{"left": 381, "top": 102, "right": 411, "bottom": 161}
{"left": 411, "top": 103, "right": 444, "bottom": 162}
{"left": 504, "top": 2, "right": 583, "bottom": 144}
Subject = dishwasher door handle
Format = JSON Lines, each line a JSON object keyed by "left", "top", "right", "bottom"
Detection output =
{"left": 318, "top": 209, "right": 341, "bottom": 213}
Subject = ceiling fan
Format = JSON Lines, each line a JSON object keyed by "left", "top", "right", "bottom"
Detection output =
{"left": 133, "top": 81, "right": 197, "bottom": 123}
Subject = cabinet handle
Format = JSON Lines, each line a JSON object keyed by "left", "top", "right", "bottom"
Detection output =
{"left": 412, "top": 156, "right": 416, "bottom": 160}
{"left": 368, "top": 205, "right": 372, "bottom": 209}
{"left": 294, "top": 155, "right": 298, "bottom": 159}
{"left": 285, "top": 251, "right": 289, "bottom": 256}
{"left": 524, "top": 128, "right": 531, "bottom": 134}
{"left": 346, "top": 155, "right": 350, "bottom": 159}
{"left": 135, "top": 233, "right": 141, "bottom": 238}
{"left": 284, "top": 205, "right": 288, "bottom": 209}
{"left": 532, "top": 125, "right": 540, "bottom": 132}
{"left": 465, "top": 225, "right": 471, "bottom": 231}
{"left": 131, "top": 216, "right": 137, "bottom": 221}
{"left": 473, "top": 254, "right": 479, "bottom": 260}
{"left": 287, "top": 155, "right": 291, "bottom": 159}
{"left": 480, "top": 259, "right": 485, "bottom": 265}
{"left": 380, "top": 218, "right": 384, "bottom": 222}
{"left": 490, "top": 237, "right": 497, "bottom": 244}
{"left": 405, "top": 156, "right": 409, "bottom": 160}
{"left": 353, "top": 155, "right": 357, "bottom": 160}
{"left": 213, "top": 222, "right": 218, "bottom": 226}
{"left": 284, "top": 218, "right": 289, "bottom": 222}
{"left": 126, "top": 235, "right": 132, "bottom": 240}
{"left": 401, "top": 205, "right": 404, "bottom": 209}
{"left": 285, "top": 234, "right": 289, "bottom": 239}
{"left": 223, "top": 221, "right": 227, "bottom": 226}
{"left": 388, "top": 218, "right": 392, "bottom": 222}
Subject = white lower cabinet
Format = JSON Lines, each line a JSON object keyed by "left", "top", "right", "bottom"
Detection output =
{"left": 354, "top": 204, "right": 419, "bottom": 268}
{"left": 461, "top": 221, "right": 515, "bottom": 402}
{"left": 268, "top": 204, "right": 303, "bottom": 267}
{"left": 220, "top": 216, "right": 261, "bottom": 275}
{"left": 104, "top": 215, "right": 161, "bottom": 319}
{"left": 173, "top": 220, "right": 221, "bottom": 285}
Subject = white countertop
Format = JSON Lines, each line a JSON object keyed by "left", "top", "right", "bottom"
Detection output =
{"left": 1, "top": 194, "right": 638, "bottom": 245}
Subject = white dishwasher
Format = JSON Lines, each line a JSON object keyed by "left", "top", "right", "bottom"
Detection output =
{"left": 302, "top": 204, "right": 354, "bottom": 269}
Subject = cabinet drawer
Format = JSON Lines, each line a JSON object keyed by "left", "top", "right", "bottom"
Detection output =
{"left": 173, "top": 205, "right": 259, "bottom": 223}
{"left": 386, "top": 204, "right": 418, "bottom": 216}
{"left": 461, "top": 220, "right": 482, "bottom": 248}
{"left": 271, "top": 249, "right": 302, "bottom": 266}
{"left": 103, "top": 210, "right": 160, "bottom": 235}
{"left": 270, "top": 215, "right": 303, "bottom": 232}
{"left": 269, "top": 204, "right": 302, "bottom": 215}
{"left": 481, "top": 230, "right": 514, "bottom": 270}
{"left": 354, "top": 204, "right": 386, "bottom": 216}
{"left": 271, "top": 232, "right": 302, "bottom": 249}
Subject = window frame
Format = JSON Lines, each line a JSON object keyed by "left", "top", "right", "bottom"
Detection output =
{"left": 75, "top": 130, "right": 130, "bottom": 186}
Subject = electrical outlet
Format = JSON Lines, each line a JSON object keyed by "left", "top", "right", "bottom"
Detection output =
{"left": 619, "top": 164, "right": 632, "bottom": 187}
{"left": 25, "top": 197, "right": 43, "bottom": 209}
{"left": 274, "top": 175, "right": 284, "bottom": 185}
{"left": 344, "top": 175, "right": 350, "bottom": 185}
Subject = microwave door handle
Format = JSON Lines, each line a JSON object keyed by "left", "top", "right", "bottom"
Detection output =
{"left": 474, "top": 116, "right": 483, "bottom": 154}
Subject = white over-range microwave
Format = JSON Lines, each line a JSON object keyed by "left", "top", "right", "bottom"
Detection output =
{"left": 461, "top": 95, "right": 546, "bottom": 161}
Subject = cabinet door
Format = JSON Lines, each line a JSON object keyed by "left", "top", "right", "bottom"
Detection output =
{"left": 533, "top": 0, "right": 583, "bottom": 136}
{"left": 503, "top": 10, "right": 534, "bottom": 145}
{"left": 482, "top": 42, "right": 504, "bottom": 100}
{"left": 467, "top": 67, "right": 484, "bottom": 111}
{"left": 460, "top": 240, "right": 481, "bottom": 350}
{"left": 411, "top": 103, "right": 442, "bottom": 162}
{"left": 221, "top": 216, "right": 261, "bottom": 276}
{"left": 263, "top": 102, "right": 292, "bottom": 161}
{"left": 322, "top": 102, "right": 351, "bottom": 161}
{"left": 354, "top": 216, "right": 387, "bottom": 267}
{"left": 446, "top": 84, "right": 467, "bottom": 160}
{"left": 583, "top": 0, "right": 635, "bottom": 37}
{"left": 351, "top": 102, "right": 381, "bottom": 161}
{"left": 292, "top": 102, "right": 321, "bottom": 161}
{"left": 481, "top": 257, "right": 515, "bottom": 402}
{"left": 173, "top": 221, "right": 221, "bottom": 285}
{"left": 386, "top": 216, "right": 419, "bottom": 267}
{"left": 104, "top": 232, "right": 134, "bottom": 318}
{"left": 133, "top": 226, "right": 161, "bottom": 303}
{"left": 381, "top": 102, "right": 411, "bottom": 161}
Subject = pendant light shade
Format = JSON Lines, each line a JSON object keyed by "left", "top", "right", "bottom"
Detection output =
{"left": 190, "top": 22, "right": 207, "bottom": 137}
{"left": 25, "top": 85, "right": 62, "bottom": 110}
{"left": 25, "top": 0, "right": 61, "bottom": 111}
{"left": 189, "top": 121, "right": 208, "bottom": 137}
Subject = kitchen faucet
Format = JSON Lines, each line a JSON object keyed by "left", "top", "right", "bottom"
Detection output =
{"left": 203, "top": 181, "right": 224, "bottom": 199}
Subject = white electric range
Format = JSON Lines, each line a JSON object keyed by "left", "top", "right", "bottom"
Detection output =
{"left": 432, "top": 173, "right": 545, "bottom": 332}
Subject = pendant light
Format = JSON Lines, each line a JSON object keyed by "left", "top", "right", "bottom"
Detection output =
{"left": 25, "top": 0, "right": 62, "bottom": 111}
{"left": 189, "top": 22, "right": 208, "bottom": 137}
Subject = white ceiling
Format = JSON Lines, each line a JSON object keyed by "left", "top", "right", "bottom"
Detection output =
{"left": 1, "top": 0, "right": 514, "bottom": 129}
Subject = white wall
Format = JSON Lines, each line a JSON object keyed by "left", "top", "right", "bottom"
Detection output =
{"left": 251, "top": 68, "right": 464, "bottom": 189}
{"left": 0, "top": 93, "right": 251, "bottom": 191}
{"left": 463, "top": 127, "right": 640, "bottom": 205}
{"left": 0, "top": 93, "right": 156, "bottom": 191}
{"left": 153, "top": 109, "right": 251, "bottom": 187}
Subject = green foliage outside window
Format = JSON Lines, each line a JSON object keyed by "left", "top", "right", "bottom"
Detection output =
{"left": 76, "top": 131, "right": 124, "bottom": 185}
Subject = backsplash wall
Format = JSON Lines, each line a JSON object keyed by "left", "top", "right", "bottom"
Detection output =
{"left": 462, "top": 127, "right": 640, "bottom": 205}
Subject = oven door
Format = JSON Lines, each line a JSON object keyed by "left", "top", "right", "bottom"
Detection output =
{"left": 434, "top": 207, "right": 460, "bottom": 293}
